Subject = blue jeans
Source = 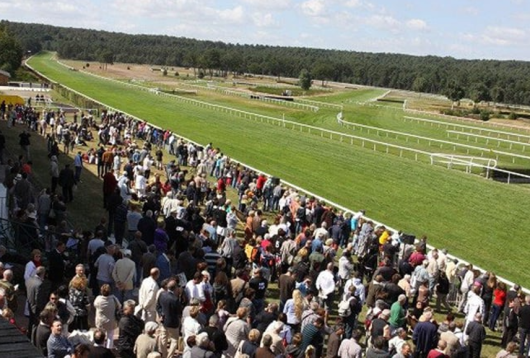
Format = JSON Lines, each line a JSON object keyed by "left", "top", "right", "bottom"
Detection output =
{"left": 489, "top": 304, "right": 502, "bottom": 330}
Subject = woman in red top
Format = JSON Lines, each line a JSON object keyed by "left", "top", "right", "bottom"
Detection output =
{"left": 488, "top": 281, "right": 507, "bottom": 331}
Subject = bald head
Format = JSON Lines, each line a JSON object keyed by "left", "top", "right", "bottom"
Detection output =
{"left": 437, "top": 339, "right": 447, "bottom": 350}
{"left": 2, "top": 269, "right": 13, "bottom": 281}
{"left": 150, "top": 268, "right": 160, "bottom": 279}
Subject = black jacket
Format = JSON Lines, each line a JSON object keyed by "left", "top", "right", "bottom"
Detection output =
{"left": 88, "top": 345, "right": 115, "bottom": 358}
{"left": 200, "top": 326, "right": 228, "bottom": 354}
{"left": 157, "top": 291, "right": 182, "bottom": 328}
{"left": 519, "top": 305, "right": 530, "bottom": 330}
{"left": 117, "top": 314, "right": 144, "bottom": 351}
{"left": 47, "top": 249, "right": 66, "bottom": 284}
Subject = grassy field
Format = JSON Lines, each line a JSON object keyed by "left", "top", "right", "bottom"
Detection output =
{"left": 27, "top": 52, "right": 530, "bottom": 287}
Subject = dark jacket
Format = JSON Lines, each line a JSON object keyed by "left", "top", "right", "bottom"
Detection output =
{"left": 412, "top": 321, "right": 438, "bottom": 354}
{"left": 200, "top": 326, "right": 228, "bottom": 355}
{"left": 47, "top": 249, "right": 66, "bottom": 285}
{"left": 59, "top": 166, "right": 76, "bottom": 187}
{"left": 88, "top": 345, "right": 115, "bottom": 358}
{"left": 33, "top": 323, "right": 51, "bottom": 356}
{"left": 157, "top": 291, "right": 182, "bottom": 329}
{"left": 518, "top": 304, "right": 530, "bottom": 330}
{"left": 465, "top": 321, "right": 486, "bottom": 344}
{"left": 117, "top": 314, "right": 144, "bottom": 352}
{"left": 26, "top": 276, "right": 51, "bottom": 315}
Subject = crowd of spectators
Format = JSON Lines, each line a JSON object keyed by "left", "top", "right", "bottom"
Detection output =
{"left": 0, "top": 104, "right": 528, "bottom": 358}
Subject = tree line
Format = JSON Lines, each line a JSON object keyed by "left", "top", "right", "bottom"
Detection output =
{"left": 3, "top": 20, "right": 530, "bottom": 105}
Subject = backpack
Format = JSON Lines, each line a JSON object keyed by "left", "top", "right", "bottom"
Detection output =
{"left": 251, "top": 246, "right": 261, "bottom": 264}
{"left": 213, "top": 282, "right": 228, "bottom": 301}
{"left": 338, "top": 297, "right": 353, "bottom": 317}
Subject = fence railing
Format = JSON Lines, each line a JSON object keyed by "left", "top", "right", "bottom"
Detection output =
{"left": 203, "top": 83, "right": 320, "bottom": 112}
{"left": 295, "top": 97, "right": 343, "bottom": 110}
{"left": 446, "top": 130, "right": 530, "bottom": 151}
{"left": 340, "top": 118, "right": 530, "bottom": 164}
{"left": 404, "top": 109, "right": 530, "bottom": 133}
{"left": 25, "top": 55, "right": 529, "bottom": 294}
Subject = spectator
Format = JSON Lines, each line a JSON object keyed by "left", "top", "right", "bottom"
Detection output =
{"left": 46, "top": 320, "right": 73, "bottom": 358}
{"left": 93, "top": 284, "right": 120, "bottom": 349}
{"left": 89, "top": 329, "right": 114, "bottom": 358}
{"left": 465, "top": 312, "right": 486, "bottom": 358}
{"left": 117, "top": 299, "right": 145, "bottom": 358}
{"left": 224, "top": 307, "right": 250, "bottom": 358}
{"left": 134, "top": 322, "right": 158, "bottom": 358}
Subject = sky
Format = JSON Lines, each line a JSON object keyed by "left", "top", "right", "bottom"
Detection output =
{"left": 1, "top": 0, "right": 530, "bottom": 61}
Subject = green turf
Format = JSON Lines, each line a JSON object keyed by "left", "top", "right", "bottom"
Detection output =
{"left": 28, "top": 52, "right": 530, "bottom": 287}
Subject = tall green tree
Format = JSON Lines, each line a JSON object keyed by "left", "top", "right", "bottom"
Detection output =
{"left": 299, "top": 68, "right": 312, "bottom": 90}
{"left": 470, "top": 82, "right": 491, "bottom": 104}
{"left": 0, "top": 25, "right": 23, "bottom": 75}
{"left": 312, "top": 61, "right": 334, "bottom": 87}
{"left": 445, "top": 81, "right": 466, "bottom": 109}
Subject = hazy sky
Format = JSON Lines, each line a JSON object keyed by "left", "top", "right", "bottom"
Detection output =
{"left": 1, "top": 0, "right": 529, "bottom": 61}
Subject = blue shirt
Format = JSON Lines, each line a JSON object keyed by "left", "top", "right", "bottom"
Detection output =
{"left": 311, "top": 238, "right": 323, "bottom": 252}
{"left": 74, "top": 154, "right": 83, "bottom": 168}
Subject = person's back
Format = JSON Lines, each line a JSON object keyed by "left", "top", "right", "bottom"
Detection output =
{"left": 134, "top": 333, "right": 157, "bottom": 358}
{"left": 190, "top": 345, "right": 214, "bottom": 358}
{"left": 255, "top": 346, "right": 275, "bottom": 358}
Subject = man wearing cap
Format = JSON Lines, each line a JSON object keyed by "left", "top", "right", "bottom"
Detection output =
{"left": 134, "top": 321, "right": 158, "bottom": 358}
{"left": 112, "top": 249, "right": 136, "bottom": 303}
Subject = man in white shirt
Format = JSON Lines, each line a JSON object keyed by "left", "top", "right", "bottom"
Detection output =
{"left": 316, "top": 262, "right": 336, "bottom": 310}
{"left": 185, "top": 272, "right": 205, "bottom": 303}
{"left": 138, "top": 268, "right": 160, "bottom": 322}
{"left": 464, "top": 285, "right": 485, "bottom": 326}
{"left": 337, "top": 329, "right": 362, "bottom": 357}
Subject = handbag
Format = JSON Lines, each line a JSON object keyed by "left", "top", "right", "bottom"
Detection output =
{"left": 113, "top": 296, "right": 122, "bottom": 321}
{"left": 49, "top": 209, "right": 56, "bottom": 219}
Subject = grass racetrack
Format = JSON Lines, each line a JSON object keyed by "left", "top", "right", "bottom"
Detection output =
{"left": 28, "top": 52, "right": 530, "bottom": 287}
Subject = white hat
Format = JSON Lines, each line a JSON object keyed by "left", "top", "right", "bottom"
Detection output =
{"left": 196, "top": 332, "right": 209, "bottom": 346}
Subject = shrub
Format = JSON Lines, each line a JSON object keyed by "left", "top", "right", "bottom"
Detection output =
{"left": 509, "top": 111, "right": 518, "bottom": 120}
{"left": 162, "top": 68, "right": 168, "bottom": 76}
{"left": 174, "top": 72, "right": 179, "bottom": 76}
{"left": 480, "top": 110, "right": 491, "bottom": 121}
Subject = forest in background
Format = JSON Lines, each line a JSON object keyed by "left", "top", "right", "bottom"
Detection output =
{"left": 3, "top": 20, "right": 530, "bottom": 105}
